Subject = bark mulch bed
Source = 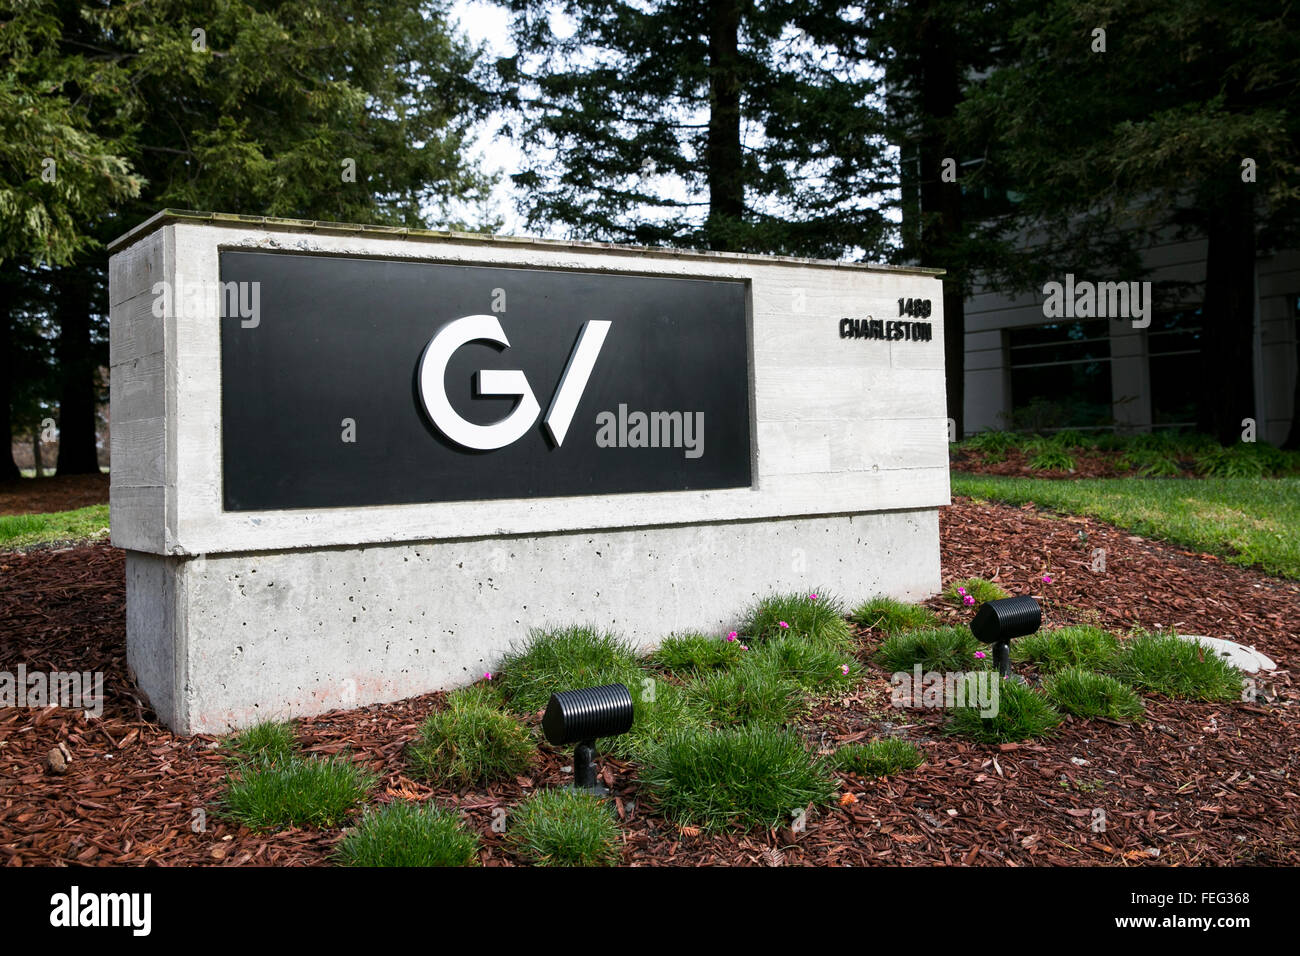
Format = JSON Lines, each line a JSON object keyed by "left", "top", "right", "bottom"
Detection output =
{"left": 0, "top": 498, "right": 1296, "bottom": 867}
{"left": 948, "top": 447, "right": 1214, "bottom": 479}
{"left": 0, "top": 474, "right": 110, "bottom": 517}
{"left": 950, "top": 447, "right": 1127, "bottom": 478}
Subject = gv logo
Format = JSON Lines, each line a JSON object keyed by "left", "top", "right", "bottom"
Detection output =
{"left": 418, "top": 314, "right": 611, "bottom": 451}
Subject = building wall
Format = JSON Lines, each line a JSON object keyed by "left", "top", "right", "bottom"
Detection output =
{"left": 963, "top": 232, "right": 1299, "bottom": 444}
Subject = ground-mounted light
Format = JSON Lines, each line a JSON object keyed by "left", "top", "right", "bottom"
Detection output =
{"left": 970, "top": 595, "right": 1042, "bottom": 680}
{"left": 541, "top": 683, "right": 635, "bottom": 796}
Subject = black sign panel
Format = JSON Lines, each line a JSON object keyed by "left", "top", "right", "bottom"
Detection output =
{"left": 219, "top": 251, "right": 752, "bottom": 511}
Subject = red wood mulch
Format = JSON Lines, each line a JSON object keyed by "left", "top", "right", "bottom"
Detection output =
{"left": 0, "top": 498, "right": 1296, "bottom": 867}
{"left": 0, "top": 474, "right": 110, "bottom": 516}
{"left": 950, "top": 447, "right": 1174, "bottom": 479}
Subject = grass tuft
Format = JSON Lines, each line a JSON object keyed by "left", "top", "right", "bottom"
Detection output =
{"left": 603, "top": 680, "right": 707, "bottom": 761}
{"left": 1011, "top": 626, "right": 1121, "bottom": 673}
{"left": 1121, "top": 447, "right": 1182, "bottom": 477}
{"left": 875, "top": 626, "right": 983, "bottom": 673}
{"left": 494, "top": 625, "right": 641, "bottom": 714}
{"left": 506, "top": 789, "right": 621, "bottom": 866}
{"left": 850, "top": 596, "right": 940, "bottom": 634}
{"left": 745, "top": 634, "right": 858, "bottom": 690}
{"left": 946, "top": 677, "right": 1061, "bottom": 743}
{"left": 640, "top": 723, "right": 836, "bottom": 831}
{"left": 831, "top": 738, "right": 923, "bottom": 777}
{"left": 335, "top": 801, "right": 481, "bottom": 867}
{"left": 1109, "top": 631, "right": 1244, "bottom": 701}
{"left": 650, "top": 632, "right": 743, "bottom": 676}
{"left": 407, "top": 687, "right": 535, "bottom": 787}
{"left": 222, "top": 754, "right": 377, "bottom": 831}
{"left": 227, "top": 719, "right": 297, "bottom": 764}
{"left": 1042, "top": 667, "right": 1145, "bottom": 722}
{"left": 944, "top": 577, "right": 1011, "bottom": 606}
{"left": 1194, "top": 445, "right": 1267, "bottom": 478}
{"left": 961, "top": 430, "right": 1024, "bottom": 454}
{"left": 1028, "top": 448, "right": 1076, "bottom": 471}
{"left": 684, "top": 659, "right": 801, "bottom": 725}
{"left": 738, "top": 590, "right": 853, "bottom": 650}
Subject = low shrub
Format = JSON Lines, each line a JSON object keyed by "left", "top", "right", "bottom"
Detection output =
{"left": 507, "top": 789, "right": 622, "bottom": 867}
{"left": 407, "top": 687, "right": 535, "bottom": 786}
{"left": 1042, "top": 667, "right": 1145, "bottom": 722}
{"left": 850, "top": 596, "right": 940, "bottom": 634}
{"left": 831, "top": 738, "right": 923, "bottom": 777}
{"left": 1011, "top": 626, "right": 1122, "bottom": 673}
{"left": 335, "top": 801, "right": 481, "bottom": 867}
{"left": 876, "top": 626, "right": 983, "bottom": 673}
{"left": 640, "top": 724, "right": 836, "bottom": 831}
{"left": 1109, "top": 631, "right": 1243, "bottom": 701}
{"left": 946, "top": 677, "right": 1061, "bottom": 743}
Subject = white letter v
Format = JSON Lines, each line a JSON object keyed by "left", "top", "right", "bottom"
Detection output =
{"left": 544, "top": 320, "right": 611, "bottom": 446}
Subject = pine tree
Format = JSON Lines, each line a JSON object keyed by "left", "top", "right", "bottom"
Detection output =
{"left": 2, "top": 0, "right": 496, "bottom": 476}
{"left": 491, "top": 0, "right": 897, "bottom": 258}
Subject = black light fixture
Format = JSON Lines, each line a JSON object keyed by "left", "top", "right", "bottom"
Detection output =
{"left": 970, "top": 595, "right": 1042, "bottom": 680}
{"left": 541, "top": 683, "right": 635, "bottom": 796}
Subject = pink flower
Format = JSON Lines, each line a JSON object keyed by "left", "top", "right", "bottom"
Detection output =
{"left": 1042, "top": 574, "right": 1053, "bottom": 584}
{"left": 740, "top": 644, "right": 749, "bottom": 651}
{"left": 957, "top": 587, "right": 967, "bottom": 595}
{"left": 726, "top": 631, "right": 738, "bottom": 642}
{"left": 809, "top": 593, "right": 819, "bottom": 600}
{"left": 963, "top": 595, "right": 976, "bottom": 606}
{"left": 779, "top": 621, "right": 790, "bottom": 629}
{"left": 840, "top": 664, "right": 850, "bottom": 675}
{"left": 975, "top": 651, "right": 986, "bottom": 660}
{"left": 483, "top": 672, "right": 493, "bottom": 680}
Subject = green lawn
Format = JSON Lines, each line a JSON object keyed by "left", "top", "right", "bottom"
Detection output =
{"left": 0, "top": 504, "right": 110, "bottom": 549}
{"left": 952, "top": 474, "right": 1300, "bottom": 580}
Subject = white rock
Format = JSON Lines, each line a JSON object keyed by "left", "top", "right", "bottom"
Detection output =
{"left": 1172, "top": 635, "right": 1277, "bottom": 674}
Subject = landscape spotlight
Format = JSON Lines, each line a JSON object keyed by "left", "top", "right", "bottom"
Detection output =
{"left": 970, "top": 595, "right": 1042, "bottom": 680}
{"left": 541, "top": 683, "right": 635, "bottom": 796}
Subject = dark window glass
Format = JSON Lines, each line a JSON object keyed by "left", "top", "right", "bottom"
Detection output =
{"left": 1148, "top": 308, "right": 1202, "bottom": 427}
{"left": 1008, "top": 320, "right": 1113, "bottom": 428}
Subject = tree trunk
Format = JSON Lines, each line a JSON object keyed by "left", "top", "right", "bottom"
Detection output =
{"left": 705, "top": 0, "right": 744, "bottom": 252}
{"left": 32, "top": 430, "right": 43, "bottom": 478}
{"left": 1197, "top": 182, "right": 1256, "bottom": 446}
{"left": 54, "top": 261, "right": 101, "bottom": 475}
{"left": 915, "top": 11, "right": 965, "bottom": 438}
{"left": 0, "top": 274, "right": 20, "bottom": 482}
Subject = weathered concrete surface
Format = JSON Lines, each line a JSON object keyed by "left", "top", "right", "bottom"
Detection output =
{"left": 111, "top": 212, "right": 950, "bottom": 733}
{"left": 126, "top": 509, "right": 938, "bottom": 734}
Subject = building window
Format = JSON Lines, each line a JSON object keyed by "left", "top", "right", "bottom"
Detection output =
{"left": 1008, "top": 320, "right": 1113, "bottom": 429}
{"left": 1148, "top": 308, "right": 1202, "bottom": 428}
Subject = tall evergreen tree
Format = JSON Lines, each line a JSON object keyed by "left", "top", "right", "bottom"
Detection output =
{"left": 0, "top": 0, "right": 142, "bottom": 478}
{"left": 2, "top": 0, "right": 496, "bottom": 476}
{"left": 492, "top": 0, "right": 897, "bottom": 258}
{"left": 870, "top": 0, "right": 1018, "bottom": 439}
{"left": 957, "top": 0, "right": 1300, "bottom": 444}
